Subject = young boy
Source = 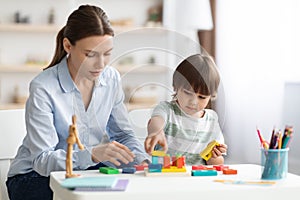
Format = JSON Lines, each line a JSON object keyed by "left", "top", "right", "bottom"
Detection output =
{"left": 144, "top": 54, "right": 227, "bottom": 165}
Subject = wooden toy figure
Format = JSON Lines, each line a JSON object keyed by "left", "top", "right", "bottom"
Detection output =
{"left": 65, "top": 115, "right": 84, "bottom": 178}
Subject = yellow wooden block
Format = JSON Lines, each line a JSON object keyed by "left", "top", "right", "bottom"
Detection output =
{"left": 162, "top": 166, "right": 187, "bottom": 173}
{"left": 200, "top": 140, "right": 219, "bottom": 161}
{"left": 152, "top": 150, "right": 166, "bottom": 157}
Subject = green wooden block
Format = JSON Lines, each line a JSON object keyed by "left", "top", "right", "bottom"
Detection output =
{"left": 99, "top": 167, "right": 120, "bottom": 174}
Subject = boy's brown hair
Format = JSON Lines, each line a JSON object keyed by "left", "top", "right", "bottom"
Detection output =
{"left": 173, "top": 54, "right": 220, "bottom": 99}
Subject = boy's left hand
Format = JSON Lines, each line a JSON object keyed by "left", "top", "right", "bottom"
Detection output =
{"left": 211, "top": 143, "right": 227, "bottom": 158}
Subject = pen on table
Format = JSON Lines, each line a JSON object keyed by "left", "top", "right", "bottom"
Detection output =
{"left": 214, "top": 179, "right": 276, "bottom": 185}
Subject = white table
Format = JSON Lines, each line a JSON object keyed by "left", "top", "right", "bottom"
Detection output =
{"left": 50, "top": 164, "right": 300, "bottom": 200}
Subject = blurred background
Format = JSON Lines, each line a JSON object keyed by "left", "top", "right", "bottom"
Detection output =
{"left": 0, "top": 0, "right": 299, "bottom": 175}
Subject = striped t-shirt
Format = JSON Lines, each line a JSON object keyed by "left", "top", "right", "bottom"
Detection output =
{"left": 152, "top": 100, "right": 224, "bottom": 165}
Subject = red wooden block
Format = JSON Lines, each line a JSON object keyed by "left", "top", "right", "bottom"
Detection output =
{"left": 172, "top": 156, "right": 177, "bottom": 166}
{"left": 163, "top": 156, "right": 171, "bottom": 168}
{"left": 134, "top": 164, "right": 148, "bottom": 171}
{"left": 206, "top": 167, "right": 216, "bottom": 170}
{"left": 192, "top": 165, "right": 207, "bottom": 170}
{"left": 223, "top": 168, "right": 238, "bottom": 175}
{"left": 213, "top": 165, "right": 229, "bottom": 171}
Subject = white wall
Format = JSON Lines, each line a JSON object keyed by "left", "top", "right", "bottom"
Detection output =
{"left": 216, "top": 0, "right": 300, "bottom": 174}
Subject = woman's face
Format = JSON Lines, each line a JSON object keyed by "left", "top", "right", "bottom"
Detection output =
{"left": 176, "top": 87, "right": 211, "bottom": 118}
{"left": 65, "top": 35, "right": 113, "bottom": 82}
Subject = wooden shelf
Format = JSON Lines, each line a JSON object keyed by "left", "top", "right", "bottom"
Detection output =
{"left": 0, "top": 24, "right": 60, "bottom": 33}
{"left": 0, "top": 24, "right": 165, "bottom": 34}
{"left": 0, "top": 64, "right": 43, "bottom": 73}
{"left": 114, "top": 64, "right": 168, "bottom": 74}
{"left": 0, "top": 102, "right": 154, "bottom": 111}
{"left": 112, "top": 25, "right": 166, "bottom": 35}
{"left": 0, "top": 103, "right": 25, "bottom": 110}
{"left": 125, "top": 102, "right": 155, "bottom": 111}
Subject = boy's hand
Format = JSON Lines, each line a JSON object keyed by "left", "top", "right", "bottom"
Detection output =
{"left": 145, "top": 116, "right": 168, "bottom": 155}
{"left": 211, "top": 143, "right": 227, "bottom": 158}
{"left": 144, "top": 131, "right": 168, "bottom": 155}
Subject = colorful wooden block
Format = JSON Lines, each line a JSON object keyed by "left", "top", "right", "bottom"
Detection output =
{"left": 145, "top": 169, "right": 189, "bottom": 177}
{"left": 163, "top": 156, "right": 171, "bottom": 168}
{"left": 192, "top": 165, "right": 207, "bottom": 170}
{"left": 152, "top": 150, "right": 166, "bottom": 157}
{"left": 206, "top": 167, "right": 216, "bottom": 170}
{"left": 148, "top": 168, "right": 162, "bottom": 173}
{"left": 200, "top": 140, "right": 219, "bottom": 161}
{"left": 152, "top": 156, "right": 159, "bottom": 164}
{"left": 162, "top": 166, "right": 187, "bottom": 173}
{"left": 99, "top": 167, "right": 119, "bottom": 174}
{"left": 134, "top": 164, "right": 148, "bottom": 171}
{"left": 222, "top": 168, "right": 238, "bottom": 175}
{"left": 171, "top": 156, "right": 177, "bottom": 166}
{"left": 176, "top": 156, "right": 184, "bottom": 168}
{"left": 213, "top": 165, "right": 229, "bottom": 171}
{"left": 122, "top": 167, "right": 136, "bottom": 174}
{"left": 148, "top": 163, "right": 162, "bottom": 170}
{"left": 191, "top": 170, "right": 218, "bottom": 176}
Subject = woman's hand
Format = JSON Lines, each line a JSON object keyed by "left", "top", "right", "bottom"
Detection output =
{"left": 91, "top": 141, "right": 135, "bottom": 166}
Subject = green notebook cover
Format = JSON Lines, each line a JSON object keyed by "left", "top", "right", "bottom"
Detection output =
{"left": 61, "top": 177, "right": 118, "bottom": 189}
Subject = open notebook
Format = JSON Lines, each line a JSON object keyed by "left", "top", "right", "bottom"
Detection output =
{"left": 61, "top": 177, "right": 129, "bottom": 191}
{"left": 61, "top": 177, "right": 118, "bottom": 189}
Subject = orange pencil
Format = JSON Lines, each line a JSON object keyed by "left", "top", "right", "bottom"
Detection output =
{"left": 278, "top": 130, "right": 282, "bottom": 149}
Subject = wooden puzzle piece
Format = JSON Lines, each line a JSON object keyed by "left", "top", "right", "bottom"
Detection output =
{"left": 200, "top": 140, "right": 219, "bottom": 161}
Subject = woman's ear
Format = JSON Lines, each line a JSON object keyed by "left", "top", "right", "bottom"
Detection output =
{"left": 63, "top": 38, "right": 72, "bottom": 54}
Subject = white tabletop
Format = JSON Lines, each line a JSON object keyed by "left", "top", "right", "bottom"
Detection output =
{"left": 50, "top": 164, "right": 300, "bottom": 200}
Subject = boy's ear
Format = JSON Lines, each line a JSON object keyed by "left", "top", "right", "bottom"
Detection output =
{"left": 63, "top": 38, "right": 72, "bottom": 54}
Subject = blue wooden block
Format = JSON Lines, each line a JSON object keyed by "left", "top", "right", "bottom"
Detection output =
{"left": 152, "top": 156, "right": 159, "bottom": 164}
{"left": 191, "top": 170, "right": 217, "bottom": 176}
{"left": 148, "top": 163, "right": 162, "bottom": 170}
{"left": 148, "top": 168, "right": 162, "bottom": 173}
{"left": 122, "top": 167, "right": 136, "bottom": 174}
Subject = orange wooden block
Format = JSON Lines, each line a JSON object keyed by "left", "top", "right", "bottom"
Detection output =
{"left": 176, "top": 157, "right": 184, "bottom": 168}
{"left": 223, "top": 168, "right": 238, "bottom": 175}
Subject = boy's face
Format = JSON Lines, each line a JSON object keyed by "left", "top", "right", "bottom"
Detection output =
{"left": 176, "top": 87, "right": 211, "bottom": 117}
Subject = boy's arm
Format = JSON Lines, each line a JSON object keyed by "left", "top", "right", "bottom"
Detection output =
{"left": 144, "top": 116, "right": 168, "bottom": 154}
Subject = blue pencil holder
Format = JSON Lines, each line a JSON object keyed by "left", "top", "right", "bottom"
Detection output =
{"left": 261, "top": 148, "right": 289, "bottom": 180}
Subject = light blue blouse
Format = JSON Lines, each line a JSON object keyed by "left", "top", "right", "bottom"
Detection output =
{"left": 8, "top": 57, "right": 149, "bottom": 177}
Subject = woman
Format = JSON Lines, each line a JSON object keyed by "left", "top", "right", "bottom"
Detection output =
{"left": 6, "top": 5, "right": 149, "bottom": 200}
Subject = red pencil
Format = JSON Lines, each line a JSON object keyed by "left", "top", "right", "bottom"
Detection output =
{"left": 257, "top": 127, "right": 268, "bottom": 149}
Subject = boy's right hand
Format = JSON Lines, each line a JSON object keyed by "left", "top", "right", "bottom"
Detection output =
{"left": 144, "top": 116, "right": 168, "bottom": 155}
{"left": 144, "top": 130, "right": 168, "bottom": 155}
